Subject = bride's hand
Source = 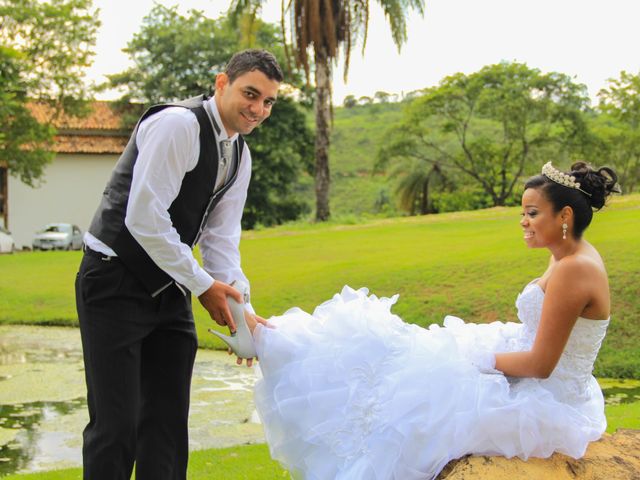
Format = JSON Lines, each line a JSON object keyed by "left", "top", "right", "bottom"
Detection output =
{"left": 229, "top": 312, "right": 269, "bottom": 367}
{"left": 244, "top": 311, "right": 268, "bottom": 334}
{"left": 467, "top": 349, "right": 499, "bottom": 374}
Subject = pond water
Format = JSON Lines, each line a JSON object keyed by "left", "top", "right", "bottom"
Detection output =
{"left": 0, "top": 326, "right": 263, "bottom": 475}
{"left": 1, "top": 326, "right": 639, "bottom": 476}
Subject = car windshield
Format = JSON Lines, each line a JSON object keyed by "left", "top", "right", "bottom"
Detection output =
{"left": 42, "top": 225, "right": 70, "bottom": 233}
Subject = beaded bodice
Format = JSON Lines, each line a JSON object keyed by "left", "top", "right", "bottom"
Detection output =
{"left": 514, "top": 281, "right": 609, "bottom": 402}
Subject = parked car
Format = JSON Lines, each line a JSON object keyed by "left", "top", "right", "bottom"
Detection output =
{"left": 0, "top": 227, "right": 15, "bottom": 253}
{"left": 32, "top": 223, "right": 83, "bottom": 251}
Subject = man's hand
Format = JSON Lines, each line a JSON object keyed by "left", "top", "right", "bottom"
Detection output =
{"left": 198, "top": 280, "right": 243, "bottom": 333}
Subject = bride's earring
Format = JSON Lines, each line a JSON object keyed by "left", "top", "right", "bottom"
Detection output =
{"left": 562, "top": 223, "right": 568, "bottom": 240}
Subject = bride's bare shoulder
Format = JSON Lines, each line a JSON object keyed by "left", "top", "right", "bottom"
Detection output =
{"left": 553, "top": 247, "right": 607, "bottom": 290}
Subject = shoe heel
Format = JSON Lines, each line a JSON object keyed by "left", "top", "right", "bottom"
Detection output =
{"left": 207, "top": 285, "right": 256, "bottom": 359}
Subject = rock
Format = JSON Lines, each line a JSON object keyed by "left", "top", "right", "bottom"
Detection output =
{"left": 437, "top": 429, "right": 640, "bottom": 479}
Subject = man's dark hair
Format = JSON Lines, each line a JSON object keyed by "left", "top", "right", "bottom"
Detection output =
{"left": 225, "top": 49, "right": 284, "bottom": 84}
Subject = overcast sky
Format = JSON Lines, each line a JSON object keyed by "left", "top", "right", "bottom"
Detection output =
{"left": 87, "top": 0, "right": 640, "bottom": 105}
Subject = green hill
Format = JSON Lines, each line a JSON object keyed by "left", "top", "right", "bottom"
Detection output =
{"left": 298, "top": 102, "right": 406, "bottom": 219}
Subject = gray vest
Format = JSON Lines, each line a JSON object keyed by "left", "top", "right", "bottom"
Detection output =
{"left": 88, "top": 95, "right": 244, "bottom": 296}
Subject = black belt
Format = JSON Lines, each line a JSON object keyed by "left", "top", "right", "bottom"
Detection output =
{"left": 82, "top": 245, "right": 188, "bottom": 297}
{"left": 83, "top": 245, "right": 119, "bottom": 262}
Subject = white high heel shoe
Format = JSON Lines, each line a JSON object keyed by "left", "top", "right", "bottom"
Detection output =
{"left": 207, "top": 281, "right": 257, "bottom": 359}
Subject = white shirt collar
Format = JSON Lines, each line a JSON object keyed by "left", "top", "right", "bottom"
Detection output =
{"left": 207, "top": 96, "right": 239, "bottom": 142}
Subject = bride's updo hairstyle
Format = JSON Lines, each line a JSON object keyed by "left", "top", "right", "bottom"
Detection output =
{"left": 525, "top": 161, "right": 620, "bottom": 239}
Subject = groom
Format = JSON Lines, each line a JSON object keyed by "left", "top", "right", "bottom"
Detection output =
{"left": 75, "top": 49, "right": 282, "bottom": 480}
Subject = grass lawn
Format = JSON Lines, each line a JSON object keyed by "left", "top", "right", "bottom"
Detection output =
{"left": 1, "top": 196, "right": 639, "bottom": 479}
{"left": 1, "top": 194, "right": 638, "bottom": 377}
{"left": 4, "top": 395, "right": 639, "bottom": 480}
{"left": 1, "top": 444, "right": 288, "bottom": 480}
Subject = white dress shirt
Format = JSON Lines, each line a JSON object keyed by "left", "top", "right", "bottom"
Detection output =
{"left": 85, "top": 97, "right": 253, "bottom": 308}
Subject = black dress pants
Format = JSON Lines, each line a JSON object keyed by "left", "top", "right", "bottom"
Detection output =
{"left": 75, "top": 252, "right": 198, "bottom": 480}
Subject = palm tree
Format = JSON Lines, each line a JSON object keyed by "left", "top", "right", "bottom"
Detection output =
{"left": 387, "top": 158, "right": 446, "bottom": 215}
{"left": 374, "top": 121, "right": 448, "bottom": 215}
{"left": 232, "top": 0, "right": 425, "bottom": 221}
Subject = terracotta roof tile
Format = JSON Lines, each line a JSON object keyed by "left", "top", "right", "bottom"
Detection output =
{"left": 52, "top": 134, "right": 129, "bottom": 154}
{"left": 27, "top": 101, "right": 137, "bottom": 155}
{"left": 27, "top": 101, "right": 135, "bottom": 131}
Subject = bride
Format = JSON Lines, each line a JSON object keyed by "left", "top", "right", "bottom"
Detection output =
{"left": 215, "top": 161, "right": 620, "bottom": 480}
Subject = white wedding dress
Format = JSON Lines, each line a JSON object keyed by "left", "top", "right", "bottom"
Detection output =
{"left": 252, "top": 281, "right": 609, "bottom": 480}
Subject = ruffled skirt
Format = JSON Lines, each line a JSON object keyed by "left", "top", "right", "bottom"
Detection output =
{"left": 253, "top": 287, "right": 605, "bottom": 480}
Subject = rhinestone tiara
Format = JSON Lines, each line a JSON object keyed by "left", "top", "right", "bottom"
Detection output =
{"left": 541, "top": 162, "right": 592, "bottom": 197}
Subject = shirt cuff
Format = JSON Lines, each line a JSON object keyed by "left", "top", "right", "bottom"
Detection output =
{"left": 188, "top": 270, "right": 215, "bottom": 297}
{"left": 244, "top": 302, "right": 256, "bottom": 315}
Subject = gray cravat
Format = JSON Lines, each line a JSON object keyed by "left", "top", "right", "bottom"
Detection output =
{"left": 220, "top": 139, "right": 232, "bottom": 168}
{"left": 215, "top": 139, "right": 233, "bottom": 192}
{"left": 204, "top": 99, "right": 236, "bottom": 192}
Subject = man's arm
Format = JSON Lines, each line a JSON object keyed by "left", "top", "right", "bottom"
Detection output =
{"left": 198, "top": 143, "right": 256, "bottom": 314}
{"left": 124, "top": 107, "right": 216, "bottom": 296}
{"left": 198, "top": 144, "right": 259, "bottom": 363}
{"left": 127, "top": 107, "right": 243, "bottom": 331}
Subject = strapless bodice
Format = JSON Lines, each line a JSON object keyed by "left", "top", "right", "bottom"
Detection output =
{"left": 514, "top": 281, "right": 609, "bottom": 402}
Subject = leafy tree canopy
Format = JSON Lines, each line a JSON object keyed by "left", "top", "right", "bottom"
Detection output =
{"left": 343, "top": 94, "right": 357, "bottom": 108}
{"left": 598, "top": 70, "right": 640, "bottom": 128}
{"left": 242, "top": 96, "right": 314, "bottom": 228}
{"left": 594, "top": 71, "right": 640, "bottom": 192}
{"left": 378, "top": 62, "right": 591, "bottom": 209}
{"left": 230, "top": 0, "right": 426, "bottom": 221}
{"left": 106, "top": 4, "right": 303, "bottom": 103}
{"left": 106, "top": 4, "right": 314, "bottom": 228}
{"left": 0, "top": 0, "right": 100, "bottom": 185}
{"left": 0, "top": 46, "right": 54, "bottom": 185}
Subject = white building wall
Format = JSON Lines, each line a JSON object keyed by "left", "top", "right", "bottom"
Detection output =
{"left": 8, "top": 154, "right": 117, "bottom": 248}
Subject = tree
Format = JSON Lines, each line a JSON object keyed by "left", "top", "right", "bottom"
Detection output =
{"left": 374, "top": 91, "right": 391, "bottom": 103}
{"left": 375, "top": 118, "right": 450, "bottom": 214}
{"left": 242, "top": 96, "right": 314, "bottom": 228}
{"left": 380, "top": 62, "right": 591, "bottom": 207}
{"left": 231, "top": 0, "right": 425, "bottom": 221}
{"left": 0, "top": 46, "right": 55, "bottom": 186}
{"left": 107, "top": 5, "right": 298, "bottom": 103}
{"left": 0, "top": 0, "right": 100, "bottom": 185}
{"left": 343, "top": 94, "right": 357, "bottom": 108}
{"left": 596, "top": 71, "right": 640, "bottom": 192}
{"left": 402, "top": 89, "right": 425, "bottom": 101}
{"left": 107, "top": 5, "right": 314, "bottom": 228}
{"left": 390, "top": 158, "right": 446, "bottom": 214}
